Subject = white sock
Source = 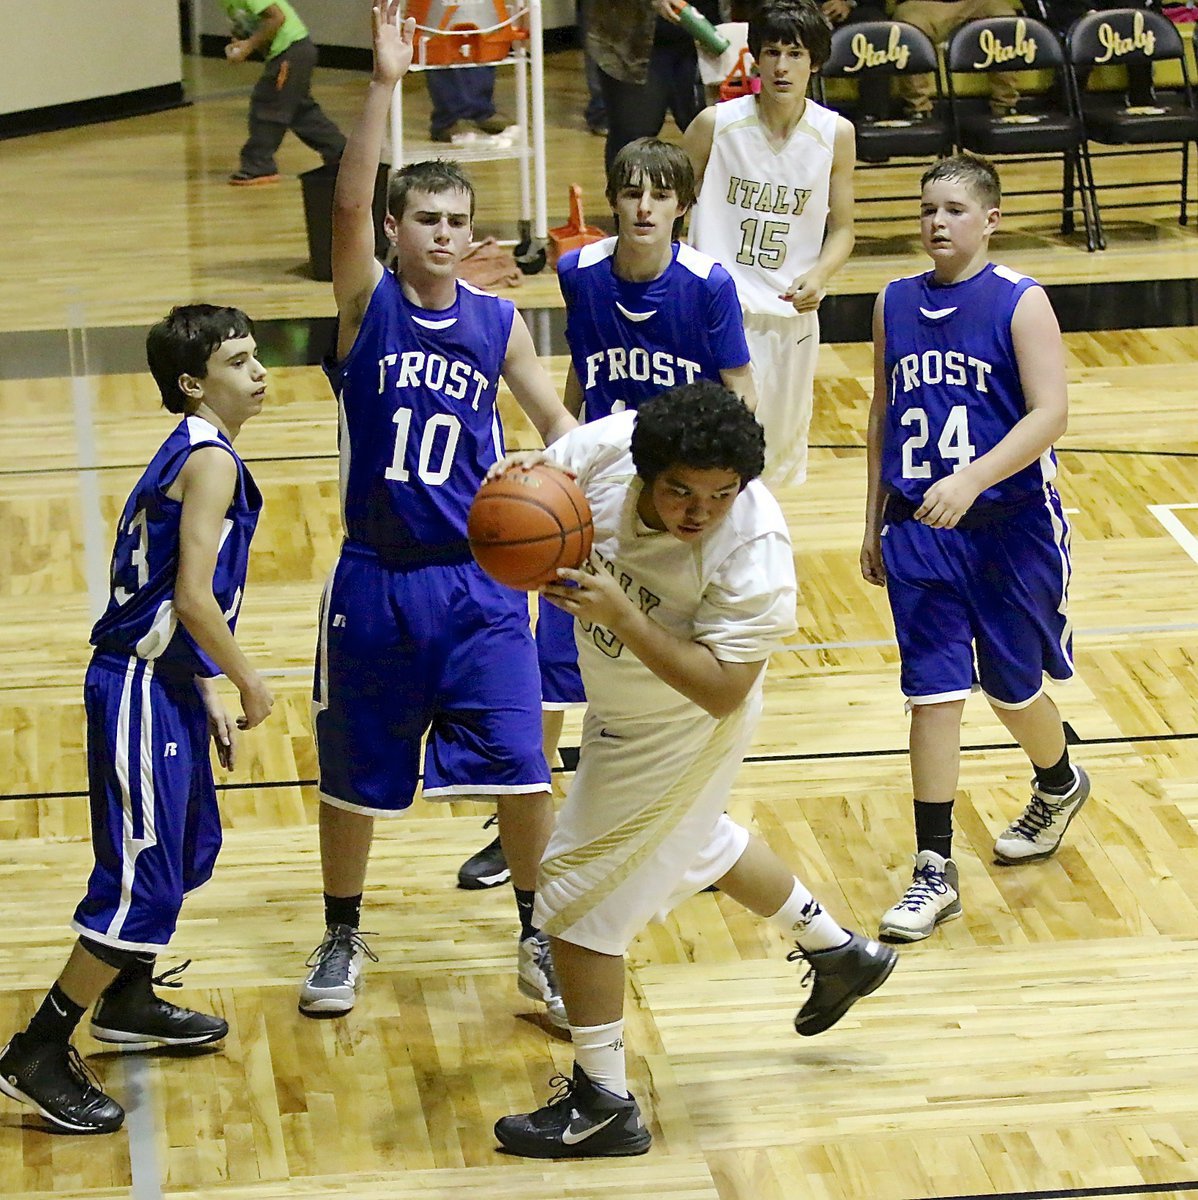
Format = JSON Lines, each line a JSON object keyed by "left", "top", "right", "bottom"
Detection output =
{"left": 767, "top": 879, "right": 850, "bottom": 953}
{"left": 570, "top": 1019, "right": 627, "bottom": 1097}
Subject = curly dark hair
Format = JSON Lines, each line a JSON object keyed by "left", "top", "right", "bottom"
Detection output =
{"left": 387, "top": 159, "right": 475, "bottom": 220}
{"left": 146, "top": 304, "right": 254, "bottom": 414}
{"left": 631, "top": 382, "right": 765, "bottom": 487}
{"left": 748, "top": 0, "right": 832, "bottom": 70}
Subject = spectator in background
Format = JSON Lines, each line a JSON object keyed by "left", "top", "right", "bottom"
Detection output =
{"left": 426, "top": 66, "right": 512, "bottom": 143}
{"left": 889, "top": 0, "right": 1023, "bottom": 118}
{"left": 580, "top": 0, "right": 609, "bottom": 136}
{"left": 587, "top": 0, "right": 720, "bottom": 170}
{"left": 222, "top": 0, "right": 346, "bottom": 185}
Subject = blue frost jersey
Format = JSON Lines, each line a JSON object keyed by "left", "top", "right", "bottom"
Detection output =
{"left": 90, "top": 415, "right": 262, "bottom": 677}
{"left": 325, "top": 270, "right": 515, "bottom": 553}
{"left": 882, "top": 263, "right": 1058, "bottom": 509}
{"left": 558, "top": 237, "right": 750, "bottom": 422}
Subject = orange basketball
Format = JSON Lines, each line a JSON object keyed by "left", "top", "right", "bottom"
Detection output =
{"left": 468, "top": 464, "right": 594, "bottom": 591}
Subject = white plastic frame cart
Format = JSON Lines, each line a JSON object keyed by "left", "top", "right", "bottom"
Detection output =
{"left": 389, "top": 0, "right": 549, "bottom": 273}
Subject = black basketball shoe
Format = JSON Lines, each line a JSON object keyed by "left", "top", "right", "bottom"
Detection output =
{"left": 0, "top": 1033, "right": 124, "bottom": 1134}
{"left": 789, "top": 933, "right": 897, "bottom": 1036}
{"left": 494, "top": 1063, "right": 651, "bottom": 1159}
{"left": 457, "top": 816, "right": 510, "bottom": 890}
{"left": 90, "top": 959, "right": 227, "bottom": 1050}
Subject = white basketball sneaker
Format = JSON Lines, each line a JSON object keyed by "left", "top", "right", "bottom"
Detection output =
{"left": 878, "top": 850, "right": 962, "bottom": 942}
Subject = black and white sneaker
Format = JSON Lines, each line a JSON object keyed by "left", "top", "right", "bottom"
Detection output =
{"left": 457, "top": 816, "right": 510, "bottom": 890}
{"left": 494, "top": 1064, "right": 651, "bottom": 1158}
{"left": 0, "top": 1033, "right": 124, "bottom": 1134}
{"left": 994, "top": 766, "right": 1091, "bottom": 863}
{"left": 299, "top": 924, "right": 377, "bottom": 1017}
{"left": 90, "top": 960, "right": 227, "bottom": 1050}
{"left": 517, "top": 930, "right": 569, "bottom": 1030}
{"left": 789, "top": 933, "right": 897, "bottom": 1036}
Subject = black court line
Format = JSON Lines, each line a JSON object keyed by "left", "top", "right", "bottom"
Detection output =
{"left": 1, "top": 443, "right": 1195, "bottom": 482}
{"left": 2, "top": 728, "right": 1194, "bottom": 804}
{"left": 5, "top": 275, "right": 1198, "bottom": 380}
{"left": 923, "top": 1182, "right": 1198, "bottom": 1199}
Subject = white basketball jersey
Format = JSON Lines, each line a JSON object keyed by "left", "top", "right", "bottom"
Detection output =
{"left": 689, "top": 94, "right": 839, "bottom": 318}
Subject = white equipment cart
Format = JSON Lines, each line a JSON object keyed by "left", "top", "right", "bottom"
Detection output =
{"left": 389, "top": 0, "right": 549, "bottom": 273}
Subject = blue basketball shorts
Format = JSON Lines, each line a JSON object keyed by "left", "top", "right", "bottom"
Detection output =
{"left": 880, "top": 487, "right": 1074, "bottom": 709}
{"left": 313, "top": 544, "right": 551, "bottom": 814}
{"left": 72, "top": 654, "right": 221, "bottom": 952}
{"left": 535, "top": 599, "right": 585, "bottom": 708}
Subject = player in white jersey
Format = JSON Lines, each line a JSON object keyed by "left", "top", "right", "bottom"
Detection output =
{"left": 491, "top": 383, "right": 896, "bottom": 1159}
{"left": 685, "top": 0, "right": 856, "bottom": 488}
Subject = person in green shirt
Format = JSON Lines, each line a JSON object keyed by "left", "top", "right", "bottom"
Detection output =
{"left": 222, "top": 0, "right": 346, "bottom": 185}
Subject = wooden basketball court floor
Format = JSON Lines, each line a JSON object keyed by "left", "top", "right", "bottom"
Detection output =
{"left": 3, "top": 47, "right": 1198, "bottom": 1200}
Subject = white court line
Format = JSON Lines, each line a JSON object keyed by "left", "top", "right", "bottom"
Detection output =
{"left": 1149, "top": 503, "right": 1198, "bottom": 567}
{"left": 69, "top": 306, "right": 165, "bottom": 1196}
{"left": 67, "top": 310, "right": 111, "bottom": 620}
{"left": 123, "top": 1057, "right": 165, "bottom": 1200}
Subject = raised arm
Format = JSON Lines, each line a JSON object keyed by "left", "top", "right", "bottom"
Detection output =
{"left": 502, "top": 313, "right": 579, "bottom": 446}
{"left": 332, "top": 2, "right": 415, "bottom": 356}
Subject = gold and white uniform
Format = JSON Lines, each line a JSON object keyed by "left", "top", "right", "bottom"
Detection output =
{"left": 534, "top": 413, "right": 797, "bottom": 954}
{"left": 689, "top": 94, "right": 840, "bottom": 487}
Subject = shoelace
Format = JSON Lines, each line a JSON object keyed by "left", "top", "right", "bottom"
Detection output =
{"left": 306, "top": 929, "right": 379, "bottom": 970}
{"left": 893, "top": 864, "right": 950, "bottom": 913}
{"left": 542, "top": 1072, "right": 577, "bottom": 1113}
{"left": 64, "top": 1044, "right": 105, "bottom": 1094}
{"left": 784, "top": 946, "right": 816, "bottom": 991}
{"left": 1008, "top": 794, "right": 1061, "bottom": 840}
{"left": 152, "top": 959, "right": 192, "bottom": 989}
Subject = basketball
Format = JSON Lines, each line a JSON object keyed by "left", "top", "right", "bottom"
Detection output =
{"left": 467, "top": 464, "right": 593, "bottom": 590}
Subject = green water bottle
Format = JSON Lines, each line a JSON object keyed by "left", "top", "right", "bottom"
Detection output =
{"left": 677, "top": 4, "right": 730, "bottom": 55}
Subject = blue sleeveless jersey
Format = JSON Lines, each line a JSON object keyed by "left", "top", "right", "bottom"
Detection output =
{"left": 882, "top": 263, "right": 1057, "bottom": 509}
{"left": 558, "top": 238, "right": 749, "bottom": 421}
{"left": 90, "top": 415, "right": 262, "bottom": 678}
{"left": 325, "top": 270, "right": 515, "bottom": 553}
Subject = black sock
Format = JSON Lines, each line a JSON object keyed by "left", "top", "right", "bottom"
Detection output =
{"left": 1033, "top": 749, "right": 1075, "bottom": 796}
{"left": 324, "top": 893, "right": 362, "bottom": 930}
{"left": 514, "top": 887, "right": 537, "bottom": 940}
{"left": 25, "top": 983, "right": 86, "bottom": 1046}
{"left": 913, "top": 799, "right": 954, "bottom": 862}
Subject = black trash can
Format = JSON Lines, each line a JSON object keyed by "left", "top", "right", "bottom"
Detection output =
{"left": 300, "top": 162, "right": 391, "bottom": 282}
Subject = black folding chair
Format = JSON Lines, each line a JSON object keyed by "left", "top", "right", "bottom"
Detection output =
{"left": 816, "top": 20, "right": 952, "bottom": 218}
{"left": 946, "top": 16, "right": 1101, "bottom": 250}
{"left": 1067, "top": 6, "right": 1198, "bottom": 240}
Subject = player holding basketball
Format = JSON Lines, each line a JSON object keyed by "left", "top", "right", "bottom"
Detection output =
{"left": 458, "top": 137, "right": 755, "bottom": 890}
{"left": 0, "top": 305, "right": 273, "bottom": 1134}
{"left": 492, "top": 382, "right": 896, "bottom": 1159}
{"left": 861, "top": 154, "right": 1089, "bottom": 942}
{"left": 298, "top": 1, "right": 576, "bottom": 1026}
{"left": 685, "top": 0, "right": 856, "bottom": 488}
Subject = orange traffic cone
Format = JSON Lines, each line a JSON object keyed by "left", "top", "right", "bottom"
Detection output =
{"left": 548, "top": 185, "right": 607, "bottom": 269}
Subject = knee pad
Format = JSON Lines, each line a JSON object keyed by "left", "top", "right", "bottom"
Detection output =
{"left": 76, "top": 936, "right": 155, "bottom": 972}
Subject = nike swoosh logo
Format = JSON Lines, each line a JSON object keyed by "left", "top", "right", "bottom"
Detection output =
{"left": 599, "top": 729, "right": 621, "bottom": 739}
{"left": 919, "top": 306, "right": 957, "bottom": 320}
{"left": 561, "top": 1110, "right": 620, "bottom": 1144}
{"left": 615, "top": 302, "right": 657, "bottom": 323}
{"left": 795, "top": 334, "right": 813, "bottom": 346}
{"left": 50, "top": 997, "right": 68, "bottom": 1017}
